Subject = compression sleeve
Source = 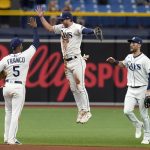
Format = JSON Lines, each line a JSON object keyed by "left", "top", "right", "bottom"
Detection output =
{"left": 82, "top": 28, "right": 94, "bottom": 34}
{"left": 33, "top": 28, "right": 39, "bottom": 50}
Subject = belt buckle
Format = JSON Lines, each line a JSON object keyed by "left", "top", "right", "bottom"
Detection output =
{"left": 72, "top": 56, "right": 77, "bottom": 59}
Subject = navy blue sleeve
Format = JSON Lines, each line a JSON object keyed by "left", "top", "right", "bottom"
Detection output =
{"left": 147, "top": 73, "right": 150, "bottom": 90}
{"left": 82, "top": 28, "right": 94, "bottom": 35}
{"left": 33, "top": 28, "right": 39, "bottom": 50}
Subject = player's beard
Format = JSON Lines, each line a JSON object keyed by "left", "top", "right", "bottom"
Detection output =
{"left": 130, "top": 48, "right": 134, "bottom": 53}
{"left": 130, "top": 48, "right": 138, "bottom": 53}
{"left": 63, "top": 22, "right": 69, "bottom": 28}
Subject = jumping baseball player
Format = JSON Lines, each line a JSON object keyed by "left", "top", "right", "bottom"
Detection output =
{"left": 107, "top": 37, "right": 150, "bottom": 144}
{"left": 36, "top": 9, "right": 103, "bottom": 123}
{"left": 0, "top": 17, "right": 39, "bottom": 145}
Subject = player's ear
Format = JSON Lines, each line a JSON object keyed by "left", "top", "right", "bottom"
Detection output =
{"left": 20, "top": 44, "right": 23, "bottom": 51}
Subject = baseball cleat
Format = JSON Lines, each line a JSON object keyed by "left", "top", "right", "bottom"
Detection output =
{"left": 135, "top": 122, "right": 143, "bottom": 138}
{"left": 80, "top": 111, "right": 92, "bottom": 124}
{"left": 4, "top": 141, "right": 8, "bottom": 144}
{"left": 76, "top": 110, "right": 85, "bottom": 123}
{"left": 8, "top": 139, "right": 22, "bottom": 145}
{"left": 141, "top": 137, "right": 150, "bottom": 144}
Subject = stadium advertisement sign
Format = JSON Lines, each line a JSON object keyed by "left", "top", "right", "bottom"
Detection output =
{"left": 0, "top": 40, "right": 149, "bottom": 103}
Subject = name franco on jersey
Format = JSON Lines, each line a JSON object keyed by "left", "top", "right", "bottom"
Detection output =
{"left": 7, "top": 57, "right": 25, "bottom": 65}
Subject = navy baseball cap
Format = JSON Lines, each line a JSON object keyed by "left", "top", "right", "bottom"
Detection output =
{"left": 57, "top": 11, "right": 73, "bottom": 20}
{"left": 10, "top": 37, "right": 23, "bottom": 50}
{"left": 128, "top": 37, "right": 143, "bottom": 45}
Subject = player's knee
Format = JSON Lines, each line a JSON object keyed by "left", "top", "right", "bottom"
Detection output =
{"left": 74, "top": 74, "right": 80, "bottom": 85}
{"left": 140, "top": 113, "right": 149, "bottom": 121}
{"left": 77, "top": 84, "right": 85, "bottom": 92}
{"left": 124, "top": 109, "right": 132, "bottom": 116}
{"left": 70, "top": 84, "right": 76, "bottom": 92}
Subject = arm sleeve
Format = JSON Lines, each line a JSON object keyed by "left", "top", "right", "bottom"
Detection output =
{"left": 144, "top": 58, "right": 150, "bottom": 90}
{"left": 32, "top": 28, "right": 39, "bottom": 50}
{"left": 53, "top": 24, "right": 63, "bottom": 34}
{"left": 73, "top": 24, "right": 85, "bottom": 35}
{"left": 145, "top": 58, "right": 150, "bottom": 73}
{"left": 23, "top": 45, "right": 36, "bottom": 61}
{"left": 0, "top": 59, "right": 5, "bottom": 72}
{"left": 82, "top": 28, "right": 94, "bottom": 34}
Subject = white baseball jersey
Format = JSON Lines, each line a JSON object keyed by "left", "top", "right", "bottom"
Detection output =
{"left": 53, "top": 22, "right": 85, "bottom": 57}
{"left": 123, "top": 53, "right": 150, "bottom": 87}
{"left": 53, "top": 22, "right": 90, "bottom": 113}
{"left": 0, "top": 45, "right": 36, "bottom": 84}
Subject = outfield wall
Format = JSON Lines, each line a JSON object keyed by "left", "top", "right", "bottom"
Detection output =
{"left": 0, "top": 39, "right": 150, "bottom": 103}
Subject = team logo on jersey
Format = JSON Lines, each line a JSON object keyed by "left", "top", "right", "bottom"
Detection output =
{"left": 61, "top": 30, "right": 72, "bottom": 40}
{"left": 127, "top": 61, "right": 141, "bottom": 71}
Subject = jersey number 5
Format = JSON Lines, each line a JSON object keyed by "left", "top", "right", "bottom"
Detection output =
{"left": 13, "top": 66, "right": 20, "bottom": 77}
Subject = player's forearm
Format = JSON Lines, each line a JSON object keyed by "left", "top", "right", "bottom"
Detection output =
{"left": 33, "top": 28, "right": 39, "bottom": 49}
{"left": 109, "top": 59, "right": 125, "bottom": 67}
{"left": 115, "top": 60, "right": 125, "bottom": 67}
{"left": 40, "top": 16, "right": 54, "bottom": 32}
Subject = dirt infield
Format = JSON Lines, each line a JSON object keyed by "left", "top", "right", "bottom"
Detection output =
{"left": 0, "top": 145, "right": 149, "bottom": 150}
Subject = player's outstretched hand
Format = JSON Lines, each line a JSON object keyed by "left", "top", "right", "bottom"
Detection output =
{"left": 83, "top": 54, "right": 89, "bottom": 61}
{"left": 35, "top": 6, "right": 44, "bottom": 18}
{"left": 106, "top": 57, "right": 116, "bottom": 64}
{"left": 28, "top": 17, "right": 37, "bottom": 28}
{"left": 94, "top": 25, "right": 103, "bottom": 42}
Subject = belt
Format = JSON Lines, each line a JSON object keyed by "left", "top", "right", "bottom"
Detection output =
{"left": 6, "top": 79, "right": 22, "bottom": 84}
{"left": 64, "top": 56, "right": 77, "bottom": 61}
{"left": 129, "top": 85, "right": 146, "bottom": 88}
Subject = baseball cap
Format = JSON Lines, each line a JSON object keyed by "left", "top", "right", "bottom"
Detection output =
{"left": 128, "top": 36, "right": 143, "bottom": 45}
{"left": 10, "top": 37, "right": 23, "bottom": 50}
{"left": 57, "top": 11, "right": 73, "bottom": 20}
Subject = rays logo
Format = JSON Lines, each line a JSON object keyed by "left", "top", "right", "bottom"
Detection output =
{"left": 127, "top": 61, "right": 141, "bottom": 71}
{"left": 61, "top": 30, "right": 72, "bottom": 40}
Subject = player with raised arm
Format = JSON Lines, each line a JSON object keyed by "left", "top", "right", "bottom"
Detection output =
{"left": 106, "top": 37, "right": 150, "bottom": 144}
{"left": 0, "top": 17, "right": 39, "bottom": 145}
{"left": 35, "top": 8, "right": 103, "bottom": 124}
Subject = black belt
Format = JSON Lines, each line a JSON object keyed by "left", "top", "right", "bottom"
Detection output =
{"left": 6, "top": 79, "right": 22, "bottom": 84}
{"left": 64, "top": 56, "right": 77, "bottom": 61}
{"left": 130, "top": 85, "right": 146, "bottom": 88}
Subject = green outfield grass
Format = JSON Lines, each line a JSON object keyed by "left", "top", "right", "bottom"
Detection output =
{"left": 0, "top": 107, "right": 149, "bottom": 148}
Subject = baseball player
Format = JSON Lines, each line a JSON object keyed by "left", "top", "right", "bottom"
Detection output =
{"left": 35, "top": 9, "right": 100, "bottom": 123}
{"left": 0, "top": 17, "right": 39, "bottom": 145}
{"left": 106, "top": 37, "right": 150, "bottom": 144}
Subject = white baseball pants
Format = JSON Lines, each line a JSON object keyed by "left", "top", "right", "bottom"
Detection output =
{"left": 65, "top": 55, "right": 90, "bottom": 112}
{"left": 3, "top": 82, "right": 25, "bottom": 143}
{"left": 124, "top": 86, "right": 150, "bottom": 138}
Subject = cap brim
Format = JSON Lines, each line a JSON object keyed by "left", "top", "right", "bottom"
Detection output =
{"left": 128, "top": 39, "right": 134, "bottom": 43}
{"left": 127, "top": 39, "right": 142, "bottom": 44}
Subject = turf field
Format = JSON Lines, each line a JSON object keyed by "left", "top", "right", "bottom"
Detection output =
{"left": 0, "top": 107, "right": 149, "bottom": 148}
